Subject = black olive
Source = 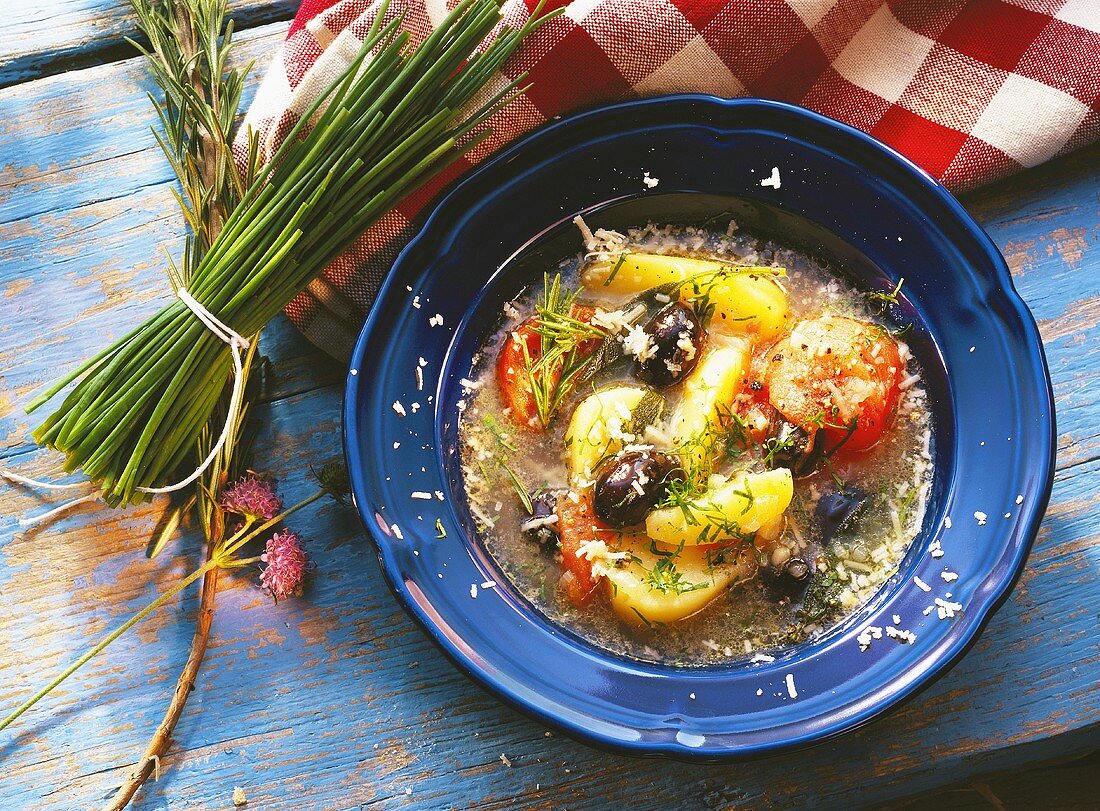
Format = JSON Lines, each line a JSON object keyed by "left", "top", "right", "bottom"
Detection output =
{"left": 816, "top": 486, "right": 868, "bottom": 544}
{"left": 632, "top": 303, "right": 704, "bottom": 389}
{"left": 521, "top": 489, "right": 563, "bottom": 551}
{"left": 592, "top": 451, "right": 684, "bottom": 528}
{"left": 763, "top": 420, "right": 825, "bottom": 477}
{"left": 764, "top": 556, "right": 814, "bottom": 600}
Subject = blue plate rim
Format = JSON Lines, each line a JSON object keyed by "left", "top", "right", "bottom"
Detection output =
{"left": 343, "top": 94, "right": 1056, "bottom": 759}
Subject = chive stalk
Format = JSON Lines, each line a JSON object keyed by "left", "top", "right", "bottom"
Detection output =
{"left": 28, "top": 0, "right": 558, "bottom": 507}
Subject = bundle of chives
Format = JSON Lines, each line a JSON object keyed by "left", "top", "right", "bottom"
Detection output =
{"left": 27, "top": 0, "right": 557, "bottom": 507}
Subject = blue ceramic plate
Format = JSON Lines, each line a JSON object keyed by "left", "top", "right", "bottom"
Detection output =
{"left": 344, "top": 96, "right": 1054, "bottom": 760}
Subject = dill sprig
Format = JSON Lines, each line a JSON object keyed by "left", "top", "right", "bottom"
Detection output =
{"left": 28, "top": 0, "right": 560, "bottom": 507}
{"left": 645, "top": 556, "right": 709, "bottom": 595}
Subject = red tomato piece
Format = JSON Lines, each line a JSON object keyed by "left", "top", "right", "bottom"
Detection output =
{"left": 495, "top": 306, "right": 602, "bottom": 431}
{"left": 496, "top": 317, "right": 548, "bottom": 430}
{"left": 570, "top": 304, "right": 603, "bottom": 356}
{"left": 556, "top": 493, "right": 616, "bottom": 608}
{"left": 763, "top": 315, "right": 902, "bottom": 453}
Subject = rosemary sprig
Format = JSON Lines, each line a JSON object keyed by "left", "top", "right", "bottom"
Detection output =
{"left": 481, "top": 414, "right": 532, "bottom": 512}
{"left": 102, "top": 3, "right": 264, "bottom": 807}
{"left": 27, "top": 0, "right": 559, "bottom": 507}
{"left": 522, "top": 273, "right": 608, "bottom": 427}
{"left": 126, "top": 0, "right": 260, "bottom": 276}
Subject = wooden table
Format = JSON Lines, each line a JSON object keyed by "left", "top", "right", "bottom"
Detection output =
{"left": 1, "top": 4, "right": 1097, "bottom": 809}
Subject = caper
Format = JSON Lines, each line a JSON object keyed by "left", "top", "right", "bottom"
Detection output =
{"left": 763, "top": 556, "right": 814, "bottom": 600}
{"left": 520, "top": 489, "right": 563, "bottom": 551}
{"left": 763, "top": 419, "right": 824, "bottom": 476}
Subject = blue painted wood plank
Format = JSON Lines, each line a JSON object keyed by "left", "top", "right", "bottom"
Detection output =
{"left": 0, "top": 0, "right": 297, "bottom": 87}
{"left": 0, "top": 26, "right": 1098, "bottom": 811}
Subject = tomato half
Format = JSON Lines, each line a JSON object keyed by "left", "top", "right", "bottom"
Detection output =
{"left": 763, "top": 315, "right": 902, "bottom": 453}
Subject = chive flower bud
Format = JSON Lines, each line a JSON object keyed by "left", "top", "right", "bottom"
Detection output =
{"left": 259, "top": 530, "right": 310, "bottom": 601}
{"left": 220, "top": 475, "right": 281, "bottom": 521}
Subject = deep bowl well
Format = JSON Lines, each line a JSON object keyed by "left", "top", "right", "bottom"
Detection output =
{"left": 344, "top": 96, "right": 1055, "bottom": 760}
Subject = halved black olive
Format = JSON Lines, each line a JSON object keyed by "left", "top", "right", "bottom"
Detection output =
{"left": 592, "top": 450, "right": 684, "bottom": 528}
{"left": 763, "top": 420, "right": 825, "bottom": 477}
{"left": 521, "top": 489, "right": 563, "bottom": 551}
{"left": 632, "top": 303, "right": 704, "bottom": 389}
{"left": 816, "top": 486, "right": 868, "bottom": 544}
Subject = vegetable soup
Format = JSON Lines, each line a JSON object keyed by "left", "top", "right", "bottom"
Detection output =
{"left": 458, "top": 219, "right": 933, "bottom": 666}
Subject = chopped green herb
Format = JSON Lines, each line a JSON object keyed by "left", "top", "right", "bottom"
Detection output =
{"left": 646, "top": 556, "right": 709, "bottom": 595}
{"left": 866, "top": 277, "right": 905, "bottom": 307}
{"left": 604, "top": 253, "right": 628, "bottom": 286}
{"left": 482, "top": 414, "right": 517, "bottom": 452}
{"left": 501, "top": 460, "right": 533, "bottom": 514}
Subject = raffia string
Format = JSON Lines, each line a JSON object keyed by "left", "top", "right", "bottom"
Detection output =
{"left": 2, "top": 290, "right": 249, "bottom": 524}
{"left": 136, "top": 290, "right": 250, "bottom": 495}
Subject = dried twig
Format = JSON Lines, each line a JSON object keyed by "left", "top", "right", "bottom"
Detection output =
{"left": 101, "top": 565, "right": 219, "bottom": 811}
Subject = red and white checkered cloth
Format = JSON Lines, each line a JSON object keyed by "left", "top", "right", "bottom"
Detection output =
{"left": 241, "top": 0, "right": 1100, "bottom": 358}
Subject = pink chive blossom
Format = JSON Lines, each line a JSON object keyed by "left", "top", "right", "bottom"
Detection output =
{"left": 260, "top": 530, "right": 310, "bottom": 601}
{"left": 220, "top": 475, "right": 281, "bottom": 521}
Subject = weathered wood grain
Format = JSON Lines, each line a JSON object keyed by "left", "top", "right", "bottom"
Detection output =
{"left": 1, "top": 0, "right": 297, "bottom": 88}
{"left": 0, "top": 19, "right": 1098, "bottom": 811}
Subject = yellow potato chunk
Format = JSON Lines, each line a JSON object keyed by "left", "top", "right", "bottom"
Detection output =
{"left": 603, "top": 534, "right": 756, "bottom": 626}
{"left": 645, "top": 468, "right": 794, "bottom": 546}
{"left": 582, "top": 253, "right": 722, "bottom": 293}
{"left": 669, "top": 339, "right": 750, "bottom": 471}
{"left": 564, "top": 386, "right": 646, "bottom": 478}
{"left": 683, "top": 273, "right": 789, "bottom": 343}
{"left": 581, "top": 253, "right": 788, "bottom": 341}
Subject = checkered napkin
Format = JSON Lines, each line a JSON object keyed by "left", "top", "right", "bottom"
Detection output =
{"left": 240, "top": 0, "right": 1100, "bottom": 359}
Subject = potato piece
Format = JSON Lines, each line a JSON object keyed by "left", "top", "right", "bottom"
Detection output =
{"left": 582, "top": 254, "right": 723, "bottom": 293}
{"left": 603, "top": 534, "right": 756, "bottom": 626}
{"left": 682, "top": 274, "right": 789, "bottom": 342}
{"left": 645, "top": 468, "right": 794, "bottom": 546}
{"left": 564, "top": 386, "right": 646, "bottom": 478}
{"left": 581, "top": 253, "right": 787, "bottom": 341}
{"left": 669, "top": 340, "right": 750, "bottom": 471}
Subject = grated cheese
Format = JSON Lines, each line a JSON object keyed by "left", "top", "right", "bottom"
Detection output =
{"left": 785, "top": 673, "right": 798, "bottom": 699}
